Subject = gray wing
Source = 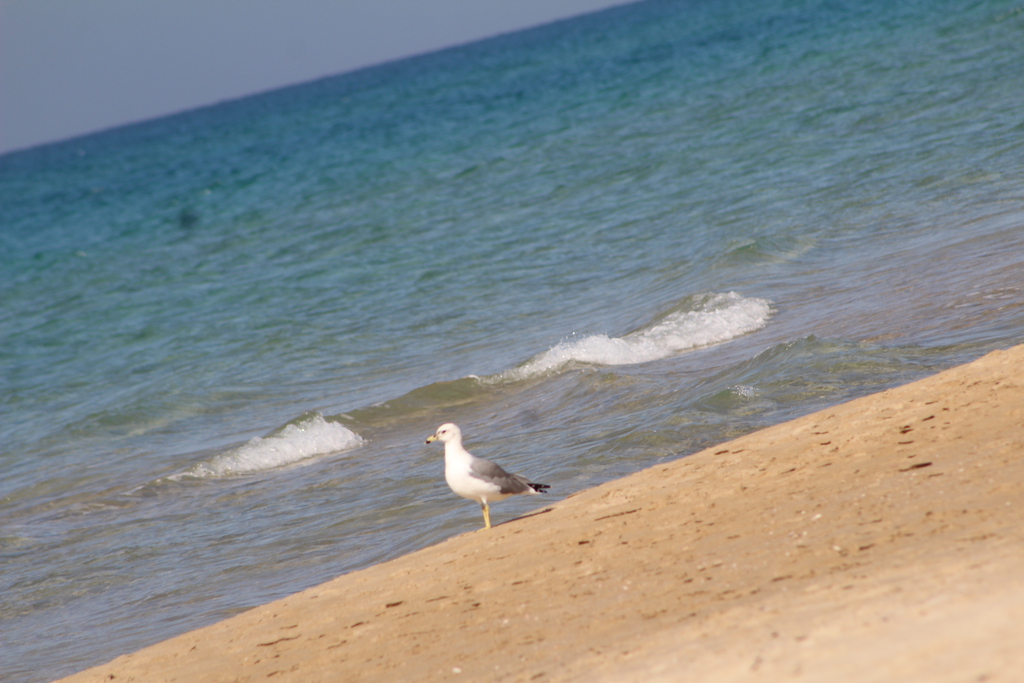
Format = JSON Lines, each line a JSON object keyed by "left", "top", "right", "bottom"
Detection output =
{"left": 469, "top": 457, "right": 536, "bottom": 495}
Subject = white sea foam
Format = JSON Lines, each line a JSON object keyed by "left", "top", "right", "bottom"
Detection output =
{"left": 178, "top": 414, "right": 364, "bottom": 479}
{"left": 732, "top": 384, "right": 757, "bottom": 399}
{"left": 503, "top": 292, "right": 771, "bottom": 380}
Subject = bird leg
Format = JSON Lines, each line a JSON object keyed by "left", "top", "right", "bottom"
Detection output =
{"left": 481, "top": 502, "right": 492, "bottom": 530}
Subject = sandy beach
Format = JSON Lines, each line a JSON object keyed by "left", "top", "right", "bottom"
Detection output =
{"left": 56, "top": 344, "right": 1024, "bottom": 683}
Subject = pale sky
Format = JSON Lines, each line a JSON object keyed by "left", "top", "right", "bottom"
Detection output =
{"left": 0, "top": 1, "right": 635, "bottom": 155}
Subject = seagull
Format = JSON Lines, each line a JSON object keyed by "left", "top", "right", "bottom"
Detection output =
{"left": 426, "top": 423, "right": 549, "bottom": 529}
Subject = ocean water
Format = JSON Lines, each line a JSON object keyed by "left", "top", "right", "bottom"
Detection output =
{"left": 2, "top": 0, "right": 1024, "bottom": 679}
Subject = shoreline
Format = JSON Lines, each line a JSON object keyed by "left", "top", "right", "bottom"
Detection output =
{"left": 57, "top": 344, "right": 1024, "bottom": 682}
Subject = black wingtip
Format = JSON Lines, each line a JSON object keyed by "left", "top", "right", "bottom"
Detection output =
{"left": 529, "top": 483, "right": 551, "bottom": 494}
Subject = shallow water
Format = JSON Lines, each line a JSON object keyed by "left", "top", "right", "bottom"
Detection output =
{"left": 2, "top": 0, "right": 1024, "bottom": 680}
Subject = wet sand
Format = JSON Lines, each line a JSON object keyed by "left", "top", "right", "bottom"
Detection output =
{"left": 56, "top": 344, "right": 1024, "bottom": 682}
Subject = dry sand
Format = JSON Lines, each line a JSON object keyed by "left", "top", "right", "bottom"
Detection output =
{"left": 57, "top": 345, "right": 1024, "bottom": 683}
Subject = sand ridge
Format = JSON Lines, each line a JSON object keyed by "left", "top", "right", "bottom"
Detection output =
{"left": 56, "top": 345, "right": 1024, "bottom": 682}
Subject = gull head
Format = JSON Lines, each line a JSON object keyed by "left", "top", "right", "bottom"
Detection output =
{"left": 426, "top": 422, "right": 461, "bottom": 445}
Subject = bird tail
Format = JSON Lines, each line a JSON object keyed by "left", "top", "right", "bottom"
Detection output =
{"left": 528, "top": 482, "right": 550, "bottom": 494}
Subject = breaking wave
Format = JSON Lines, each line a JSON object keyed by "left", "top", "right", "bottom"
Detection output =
{"left": 501, "top": 292, "right": 772, "bottom": 380}
{"left": 175, "top": 414, "right": 364, "bottom": 479}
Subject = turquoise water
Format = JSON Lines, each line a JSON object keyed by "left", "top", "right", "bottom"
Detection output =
{"left": 3, "top": 0, "right": 1024, "bottom": 679}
